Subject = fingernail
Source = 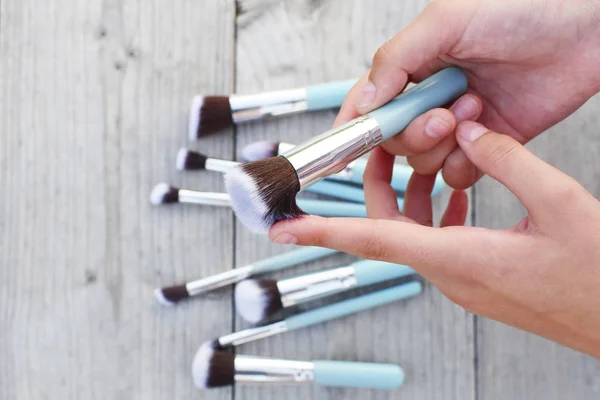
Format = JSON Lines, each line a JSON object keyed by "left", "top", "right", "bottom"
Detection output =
{"left": 272, "top": 233, "right": 297, "bottom": 245}
{"left": 454, "top": 97, "right": 480, "bottom": 121}
{"left": 460, "top": 122, "right": 488, "bottom": 142}
{"left": 357, "top": 81, "right": 376, "bottom": 109}
{"left": 425, "top": 116, "right": 451, "bottom": 138}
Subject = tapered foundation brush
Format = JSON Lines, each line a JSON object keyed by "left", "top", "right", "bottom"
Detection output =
{"left": 176, "top": 148, "right": 374, "bottom": 203}
{"left": 149, "top": 183, "right": 390, "bottom": 219}
{"left": 189, "top": 78, "right": 357, "bottom": 138}
{"left": 203, "top": 281, "right": 422, "bottom": 349}
{"left": 241, "top": 140, "right": 446, "bottom": 195}
{"left": 193, "top": 347, "right": 404, "bottom": 390}
{"left": 234, "top": 259, "right": 415, "bottom": 323}
{"left": 224, "top": 68, "right": 468, "bottom": 233}
{"left": 153, "top": 246, "right": 338, "bottom": 306}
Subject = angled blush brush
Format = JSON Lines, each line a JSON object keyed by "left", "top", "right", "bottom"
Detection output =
{"left": 189, "top": 78, "right": 357, "bottom": 138}
{"left": 153, "top": 246, "right": 338, "bottom": 306}
{"left": 224, "top": 68, "right": 468, "bottom": 233}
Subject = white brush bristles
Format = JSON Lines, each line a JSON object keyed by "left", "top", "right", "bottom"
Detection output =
{"left": 188, "top": 96, "right": 204, "bottom": 140}
{"left": 153, "top": 288, "right": 175, "bottom": 307}
{"left": 224, "top": 167, "right": 270, "bottom": 234}
{"left": 176, "top": 147, "right": 189, "bottom": 171}
{"left": 192, "top": 342, "right": 214, "bottom": 389}
{"left": 150, "top": 183, "right": 172, "bottom": 205}
{"left": 234, "top": 280, "right": 271, "bottom": 324}
{"left": 241, "top": 140, "right": 279, "bottom": 162}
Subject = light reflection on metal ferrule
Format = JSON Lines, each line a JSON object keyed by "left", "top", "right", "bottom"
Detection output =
{"left": 186, "top": 265, "right": 255, "bottom": 296}
{"left": 205, "top": 158, "right": 238, "bottom": 173}
{"left": 177, "top": 191, "right": 232, "bottom": 207}
{"left": 234, "top": 356, "right": 315, "bottom": 383}
{"left": 278, "top": 142, "right": 359, "bottom": 180}
{"left": 282, "top": 116, "right": 382, "bottom": 189}
{"left": 277, "top": 267, "right": 358, "bottom": 307}
{"left": 217, "top": 321, "right": 289, "bottom": 348}
{"left": 230, "top": 89, "right": 308, "bottom": 123}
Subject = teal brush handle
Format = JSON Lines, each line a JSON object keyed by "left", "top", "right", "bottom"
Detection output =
{"left": 352, "top": 260, "right": 415, "bottom": 286}
{"left": 313, "top": 361, "right": 404, "bottom": 389}
{"left": 296, "top": 197, "right": 404, "bottom": 218}
{"left": 369, "top": 68, "right": 468, "bottom": 140}
{"left": 306, "top": 180, "right": 366, "bottom": 203}
{"left": 306, "top": 79, "right": 357, "bottom": 111}
{"left": 285, "top": 281, "right": 422, "bottom": 330}
{"left": 252, "top": 246, "right": 338, "bottom": 274}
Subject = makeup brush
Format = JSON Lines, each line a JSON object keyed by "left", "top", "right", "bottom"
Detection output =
{"left": 176, "top": 148, "right": 372, "bottom": 203}
{"left": 234, "top": 259, "right": 415, "bottom": 323}
{"left": 241, "top": 140, "right": 446, "bottom": 195}
{"left": 203, "top": 281, "right": 422, "bottom": 349}
{"left": 193, "top": 346, "right": 404, "bottom": 390}
{"left": 149, "top": 183, "right": 394, "bottom": 219}
{"left": 189, "top": 78, "right": 357, "bottom": 138}
{"left": 224, "top": 68, "right": 468, "bottom": 233}
{"left": 153, "top": 246, "right": 338, "bottom": 306}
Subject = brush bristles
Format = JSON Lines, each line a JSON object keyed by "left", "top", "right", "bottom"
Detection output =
{"left": 176, "top": 148, "right": 207, "bottom": 171}
{"left": 234, "top": 279, "right": 283, "bottom": 324}
{"left": 224, "top": 156, "right": 304, "bottom": 233}
{"left": 154, "top": 284, "right": 190, "bottom": 306}
{"left": 192, "top": 342, "right": 235, "bottom": 389}
{"left": 241, "top": 140, "right": 280, "bottom": 162}
{"left": 150, "top": 183, "right": 179, "bottom": 205}
{"left": 189, "top": 95, "right": 233, "bottom": 139}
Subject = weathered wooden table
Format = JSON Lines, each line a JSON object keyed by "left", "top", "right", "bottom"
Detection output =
{"left": 1, "top": 0, "right": 599, "bottom": 398}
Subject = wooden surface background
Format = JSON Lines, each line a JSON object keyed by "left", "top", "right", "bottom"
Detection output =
{"left": 0, "top": 0, "right": 598, "bottom": 399}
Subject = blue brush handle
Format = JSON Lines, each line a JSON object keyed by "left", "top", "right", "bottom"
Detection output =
{"left": 369, "top": 68, "right": 468, "bottom": 140}
{"left": 305, "top": 180, "right": 366, "bottom": 203}
{"left": 253, "top": 246, "right": 338, "bottom": 274}
{"left": 351, "top": 260, "right": 415, "bottom": 287}
{"left": 313, "top": 361, "right": 404, "bottom": 389}
{"left": 296, "top": 197, "right": 404, "bottom": 218}
{"left": 285, "top": 281, "right": 422, "bottom": 330}
{"left": 306, "top": 79, "right": 357, "bottom": 111}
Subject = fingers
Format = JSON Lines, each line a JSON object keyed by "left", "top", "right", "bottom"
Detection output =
{"left": 442, "top": 147, "right": 482, "bottom": 190}
{"left": 402, "top": 173, "right": 436, "bottom": 226}
{"left": 333, "top": 73, "right": 370, "bottom": 127}
{"left": 363, "top": 147, "right": 406, "bottom": 220}
{"left": 440, "top": 190, "right": 469, "bottom": 227}
{"left": 356, "top": 2, "right": 466, "bottom": 114}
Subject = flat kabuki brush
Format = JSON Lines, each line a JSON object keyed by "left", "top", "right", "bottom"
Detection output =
{"left": 189, "top": 79, "right": 357, "bottom": 139}
{"left": 241, "top": 140, "right": 446, "bottom": 195}
{"left": 193, "top": 346, "right": 404, "bottom": 390}
{"left": 153, "top": 246, "right": 338, "bottom": 306}
{"left": 235, "top": 259, "right": 416, "bottom": 323}
{"left": 177, "top": 148, "right": 371, "bottom": 203}
{"left": 149, "top": 183, "right": 388, "bottom": 219}
{"left": 224, "top": 68, "right": 468, "bottom": 233}
{"left": 204, "top": 281, "right": 422, "bottom": 349}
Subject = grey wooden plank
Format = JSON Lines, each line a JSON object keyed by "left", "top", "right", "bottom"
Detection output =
{"left": 233, "top": 1, "right": 475, "bottom": 399}
{"left": 475, "top": 95, "right": 600, "bottom": 399}
{"left": 0, "top": 0, "right": 235, "bottom": 399}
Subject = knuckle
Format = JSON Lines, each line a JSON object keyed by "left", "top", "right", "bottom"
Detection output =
{"left": 372, "top": 43, "right": 394, "bottom": 67}
{"left": 547, "top": 179, "right": 586, "bottom": 205}
{"left": 358, "top": 220, "right": 388, "bottom": 261}
{"left": 484, "top": 139, "right": 520, "bottom": 165}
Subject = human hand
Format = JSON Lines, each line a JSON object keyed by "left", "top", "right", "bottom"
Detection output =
{"left": 337, "top": 0, "right": 600, "bottom": 189}
{"left": 270, "top": 121, "right": 600, "bottom": 358}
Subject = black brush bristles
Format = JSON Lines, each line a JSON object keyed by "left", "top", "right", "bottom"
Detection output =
{"left": 189, "top": 96, "right": 233, "bottom": 139}
{"left": 234, "top": 279, "right": 284, "bottom": 324}
{"left": 176, "top": 148, "right": 207, "bottom": 171}
{"left": 150, "top": 183, "right": 179, "bottom": 205}
{"left": 192, "top": 342, "right": 235, "bottom": 389}
{"left": 154, "top": 284, "right": 190, "bottom": 306}
{"left": 224, "top": 156, "right": 306, "bottom": 233}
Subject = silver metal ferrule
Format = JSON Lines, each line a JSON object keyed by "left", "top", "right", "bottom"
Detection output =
{"left": 278, "top": 142, "right": 359, "bottom": 180}
{"left": 217, "top": 320, "right": 288, "bottom": 348}
{"left": 234, "top": 356, "right": 314, "bottom": 383}
{"left": 229, "top": 89, "right": 308, "bottom": 123}
{"left": 205, "top": 158, "right": 238, "bottom": 173}
{"left": 177, "top": 190, "right": 232, "bottom": 207}
{"left": 283, "top": 115, "right": 382, "bottom": 189}
{"left": 277, "top": 266, "right": 358, "bottom": 307}
{"left": 186, "top": 265, "right": 255, "bottom": 296}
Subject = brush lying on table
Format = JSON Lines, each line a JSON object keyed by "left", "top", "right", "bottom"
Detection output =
{"left": 241, "top": 140, "right": 446, "bottom": 195}
{"left": 153, "top": 246, "right": 338, "bottom": 306}
{"left": 193, "top": 347, "right": 404, "bottom": 390}
{"left": 235, "top": 259, "right": 416, "bottom": 323}
{"left": 189, "top": 78, "right": 357, "bottom": 138}
{"left": 149, "top": 183, "right": 383, "bottom": 218}
{"left": 202, "top": 281, "right": 422, "bottom": 350}
{"left": 177, "top": 148, "right": 373, "bottom": 203}
{"left": 224, "top": 68, "right": 468, "bottom": 233}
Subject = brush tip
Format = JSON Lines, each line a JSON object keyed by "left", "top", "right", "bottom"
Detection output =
{"left": 241, "top": 140, "right": 280, "bottom": 162}
{"left": 176, "top": 147, "right": 207, "bottom": 171}
{"left": 224, "top": 165, "right": 270, "bottom": 234}
{"left": 150, "top": 183, "right": 179, "bottom": 205}
{"left": 188, "top": 96, "right": 204, "bottom": 140}
{"left": 189, "top": 95, "right": 233, "bottom": 139}
{"left": 154, "top": 288, "right": 175, "bottom": 307}
{"left": 234, "top": 279, "right": 282, "bottom": 324}
{"left": 192, "top": 341, "right": 234, "bottom": 389}
{"left": 154, "top": 284, "right": 190, "bottom": 305}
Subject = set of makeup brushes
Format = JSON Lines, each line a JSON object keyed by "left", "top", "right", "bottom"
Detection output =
{"left": 152, "top": 67, "right": 469, "bottom": 391}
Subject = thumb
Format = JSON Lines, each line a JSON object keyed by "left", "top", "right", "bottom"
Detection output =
{"left": 456, "top": 121, "right": 581, "bottom": 217}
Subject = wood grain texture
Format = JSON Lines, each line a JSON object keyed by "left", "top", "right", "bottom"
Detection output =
{"left": 475, "top": 95, "right": 600, "bottom": 400}
{"left": 233, "top": 1, "right": 475, "bottom": 399}
{"left": 0, "top": 0, "right": 235, "bottom": 399}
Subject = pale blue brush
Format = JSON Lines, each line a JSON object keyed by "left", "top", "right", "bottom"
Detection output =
{"left": 297, "top": 197, "right": 405, "bottom": 218}
{"left": 251, "top": 246, "right": 339, "bottom": 274}
{"left": 312, "top": 361, "right": 404, "bottom": 389}
{"left": 352, "top": 259, "right": 415, "bottom": 286}
{"left": 305, "top": 79, "right": 357, "bottom": 110}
